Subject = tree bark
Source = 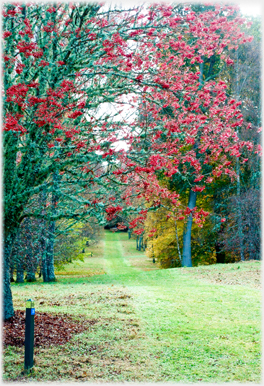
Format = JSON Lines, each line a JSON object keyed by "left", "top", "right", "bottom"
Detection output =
{"left": 16, "top": 258, "right": 25, "bottom": 283}
{"left": 3, "top": 231, "right": 16, "bottom": 320}
{"left": 44, "top": 221, "right": 56, "bottom": 282}
{"left": 41, "top": 222, "right": 48, "bottom": 282}
{"left": 24, "top": 218, "right": 36, "bottom": 282}
{"left": 138, "top": 235, "right": 142, "bottom": 251}
{"left": 41, "top": 177, "right": 56, "bottom": 282}
{"left": 236, "top": 158, "right": 245, "bottom": 261}
{"left": 10, "top": 229, "right": 24, "bottom": 283}
{"left": 10, "top": 263, "right": 15, "bottom": 282}
{"left": 235, "top": 48, "right": 245, "bottom": 262}
{"left": 181, "top": 58, "right": 203, "bottom": 268}
{"left": 182, "top": 190, "right": 197, "bottom": 267}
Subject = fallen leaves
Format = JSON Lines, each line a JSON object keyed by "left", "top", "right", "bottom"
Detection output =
{"left": 3, "top": 310, "right": 97, "bottom": 348}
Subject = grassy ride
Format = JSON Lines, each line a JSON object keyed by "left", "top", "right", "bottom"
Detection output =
{"left": 3, "top": 231, "right": 261, "bottom": 382}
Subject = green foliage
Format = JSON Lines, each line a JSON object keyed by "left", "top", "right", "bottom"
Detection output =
{"left": 54, "top": 219, "right": 101, "bottom": 269}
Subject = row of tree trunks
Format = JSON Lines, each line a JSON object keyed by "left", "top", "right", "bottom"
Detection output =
{"left": 7, "top": 215, "right": 56, "bottom": 282}
{"left": 136, "top": 235, "right": 145, "bottom": 251}
{"left": 4, "top": 223, "right": 56, "bottom": 319}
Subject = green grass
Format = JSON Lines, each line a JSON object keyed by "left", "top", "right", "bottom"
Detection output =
{"left": 3, "top": 230, "right": 261, "bottom": 383}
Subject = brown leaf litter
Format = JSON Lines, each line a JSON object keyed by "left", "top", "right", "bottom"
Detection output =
{"left": 3, "top": 310, "right": 97, "bottom": 348}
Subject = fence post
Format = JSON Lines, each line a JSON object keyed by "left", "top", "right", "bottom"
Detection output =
{"left": 24, "top": 299, "right": 35, "bottom": 373}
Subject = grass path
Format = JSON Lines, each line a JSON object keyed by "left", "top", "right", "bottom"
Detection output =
{"left": 103, "top": 231, "right": 131, "bottom": 275}
{"left": 4, "top": 230, "right": 261, "bottom": 383}
{"left": 100, "top": 231, "right": 261, "bottom": 383}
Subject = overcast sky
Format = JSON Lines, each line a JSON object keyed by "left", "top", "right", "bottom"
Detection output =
{"left": 239, "top": 2, "right": 262, "bottom": 16}
{"left": 114, "top": 1, "right": 262, "bottom": 16}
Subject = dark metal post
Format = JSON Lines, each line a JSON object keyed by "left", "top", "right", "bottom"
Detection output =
{"left": 24, "top": 299, "right": 35, "bottom": 373}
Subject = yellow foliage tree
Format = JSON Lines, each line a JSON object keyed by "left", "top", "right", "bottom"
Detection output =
{"left": 144, "top": 192, "right": 217, "bottom": 267}
{"left": 144, "top": 202, "right": 183, "bottom": 268}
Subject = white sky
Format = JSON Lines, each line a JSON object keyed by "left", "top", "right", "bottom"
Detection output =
{"left": 109, "top": 0, "right": 262, "bottom": 14}
{"left": 239, "top": 3, "right": 262, "bottom": 16}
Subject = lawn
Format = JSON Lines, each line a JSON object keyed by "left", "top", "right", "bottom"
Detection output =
{"left": 3, "top": 230, "right": 261, "bottom": 383}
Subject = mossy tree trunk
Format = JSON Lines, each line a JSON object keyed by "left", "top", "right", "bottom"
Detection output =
{"left": 3, "top": 231, "right": 17, "bottom": 320}
{"left": 182, "top": 190, "right": 197, "bottom": 267}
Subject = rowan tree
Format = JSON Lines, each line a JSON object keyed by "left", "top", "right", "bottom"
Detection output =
{"left": 118, "top": 4, "right": 260, "bottom": 267}
{"left": 3, "top": 1, "right": 187, "bottom": 320}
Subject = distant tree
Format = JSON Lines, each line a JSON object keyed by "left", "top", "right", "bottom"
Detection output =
{"left": 212, "top": 15, "right": 261, "bottom": 262}
{"left": 220, "top": 189, "right": 260, "bottom": 261}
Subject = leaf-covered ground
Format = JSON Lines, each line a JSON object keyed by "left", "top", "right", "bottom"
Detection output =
{"left": 3, "top": 310, "right": 97, "bottom": 348}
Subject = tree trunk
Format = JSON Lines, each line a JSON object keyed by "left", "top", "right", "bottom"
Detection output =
{"left": 3, "top": 231, "right": 16, "bottom": 320}
{"left": 44, "top": 221, "right": 56, "bottom": 282}
{"left": 42, "top": 256, "right": 48, "bottom": 282}
{"left": 40, "top": 179, "right": 56, "bottom": 282}
{"left": 41, "top": 223, "right": 48, "bottom": 282}
{"left": 24, "top": 218, "right": 36, "bottom": 282}
{"left": 249, "top": 242, "right": 254, "bottom": 260}
{"left": 215, "top": 241, "right": 226, "bottom": 264}
{"left": 236, "top": 158, "right": 245, "bottom": 261}
{"left": 38, "top": 190, "right": 48, "bottom": 282}
{"left": 10, "top": 263, "right": 15, "bottom": 282}
{"left": 26, "top": 270, "right": 36, "bottom": 282}
{"left": 138, "top": 235, "right": 142, "bottom": 251}
{"left": 235, "top": 48, "right": 245, "bottom": 262}
{"left": 182, "top": 190, "right": 197, "bottom": 267}
{"left": 16, "top": 258, "right": 25, "bottom": 283}
{"left": 181, "top": 59, "right": 202, "bottom": 268}
{"left": 10, "top": 229, "right": 24, "bottom": 283}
